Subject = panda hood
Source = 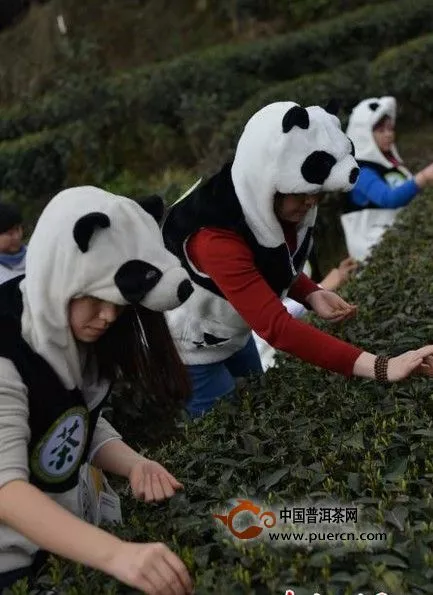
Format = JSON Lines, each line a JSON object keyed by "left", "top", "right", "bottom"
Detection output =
{"left": 346, "top": 96, "right": 403, "bottom": 169}
{"left": 20, "top": 186, "right": 192, "bottom": 389}
{"left": 231, "top": 101, "right": 359, "bottom": 249}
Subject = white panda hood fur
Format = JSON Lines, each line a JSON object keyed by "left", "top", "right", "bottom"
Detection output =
{"left": 346, "top": 96, "right": 404, "bottom": 170}
{"left": 20, "top": 186, "right": 192, "bottom": 390}
{"left": 231, "top": 101, "right": 360, "bottom": 249}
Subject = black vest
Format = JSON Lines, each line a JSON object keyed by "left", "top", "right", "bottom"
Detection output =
{"left": 344, "top": 160, "right": 410, "bottom": 213}
{"left": 0, "top": 276, "right": 109, "bottom": 494}
{"left": 163, "top": 162, "right": 313, "bottom": 298}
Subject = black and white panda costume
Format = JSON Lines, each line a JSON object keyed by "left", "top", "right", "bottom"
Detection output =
{"left": 0, "top": 186, "right": 192, "bottom": 576}
{"left": 163, "top": 102, "right": 359, "bottom": 368}
{"left": 341, "top": 96, "right": 414, "bottom": 261}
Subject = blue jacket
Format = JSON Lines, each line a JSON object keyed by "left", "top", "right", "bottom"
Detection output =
{"left": 349, "top": 164, "right": 419, "bottom": 209}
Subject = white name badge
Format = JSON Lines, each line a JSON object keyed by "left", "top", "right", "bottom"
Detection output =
{"left": 98, "top": 490, "right": 123, "bottom": 525}
{"left": 78, "top": 463, "right": 122, "bottom": 526}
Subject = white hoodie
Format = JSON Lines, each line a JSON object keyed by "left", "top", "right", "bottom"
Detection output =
{"left": 0, "top": 186, "right": 192, "bottom": 573}
{"left": 341, "top": 96, "right": 412, "bottom": 261}
{"left": 165, "top": 101, "right": 359, "bottom": 365}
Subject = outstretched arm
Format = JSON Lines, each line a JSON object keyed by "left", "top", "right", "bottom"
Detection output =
{"left": 0, "top": 480, "right": 192, "bottom": 594}
{"left": 353, "top": 167, "right": 419, "bottom": 209}
{"left": 187, "top": 229, "right": 433, "bottom": 381}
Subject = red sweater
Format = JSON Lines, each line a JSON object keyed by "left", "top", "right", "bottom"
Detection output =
{"left": 186, "top": 226, "right": 362, "bottom": 376}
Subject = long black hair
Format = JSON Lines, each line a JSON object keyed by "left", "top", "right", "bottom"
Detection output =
{"left": 92, "top": 304, "right": 191, "bottom": 411}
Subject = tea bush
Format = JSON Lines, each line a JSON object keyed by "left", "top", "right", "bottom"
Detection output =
{"left": 209, "top": 31, "right": 433, "bottom": 169}
{"left": 4, "top": 28, "right": 433, "bottom": 212}
{"left": 17, "top": 188, "right": 433, "bottom": 594}
{"left": 369, "top": 33, "right": 433, "bottom": 124}
{"left": 1, "top": 0, "right": 433, "bottom": 143}
{"left": 205, "top": 60, "right": 370, "bottom": 172}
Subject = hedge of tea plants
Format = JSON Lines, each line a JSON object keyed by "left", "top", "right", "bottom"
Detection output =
{"left": 0, "top": 0, "right": 432, "bottom": 144}
{"left": 8, "top": 190, "right": 432, "bottom": 594}
{"left": 3, "top": 29, "right": 433, "bottom": 214}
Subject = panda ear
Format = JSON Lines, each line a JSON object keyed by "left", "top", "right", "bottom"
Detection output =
{"left": 73, "top": 212, "right": 110, "bottom": 253}
{"left": 282, "top": 105, "right": 309, "bottom": 133}
{"left": 324, "top": 98, "right": 340, "bottom": 116}
{"left": 137, "top": 194, "right": 165, "bottom": 224}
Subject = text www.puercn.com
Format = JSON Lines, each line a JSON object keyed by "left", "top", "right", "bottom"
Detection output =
{"left": 269, "top": 531, "right": 387, "bottom": 544}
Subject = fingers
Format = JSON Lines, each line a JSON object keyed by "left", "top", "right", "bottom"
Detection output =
{"left": 414, "top": 345, "right": 433, "bottom": 358}
{"left": 144, "top": 567, "right": 178, "bottom": 595}
{"left": 391, "top": 353, "right": 423, "bottom": 380}
{"left": 152, "top": 475, "right": 171, "bottom": 501}
{"left": 136, "top": 474, "right": 180, "bottom": 502}
{"left": 164, "top": 471, "right": 184, "bottom": 490}
{"left": 409, "top": 349, "right": 433, "bottom": 377}
{"left": 134, "top": 573, "right": 163, "bottom": 595}
{"left": 406, "top": 357, "right": 424, "bottom": 377}
{"left": 340, "top": 257, "right": 358, "bottom": 273}
{"left": 138, "top": 565, "right": 186, "bottom": 595}
{"left": 325, "top": 305, "right": 357, "bottom": 322}
{"left": 163, "top": 548, "right": 194, "bottom": 594}
{"left": 341, "top": 256, "right": 357, "bottom": 266}
{"left": 418, "top": 360, "right": 433, "bottom": 377}
{"left": 328, "top": 294, "right": 356, "bottom": 310}
{"left": 152, "top": 473, "right": 182, "bottom": 501}
{"left": 159, "top": 474, "right": 178, "bottom": 498}
{"left": 113, "top": 542, "right": 193, "bottom": 595}
{"left": 136, "top": 547, "right": 193, "bottom": 595}
{"left": 142, "top": 470, "right": 153, "bottom": 501}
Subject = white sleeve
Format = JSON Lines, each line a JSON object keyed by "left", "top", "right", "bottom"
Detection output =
{"left": 281, "top": 297, "right": 307, "bottom": 319}
{"left": 88, "top": 415, "right": 122, "bottom": 462}
{"left": 0, "top": 357, "right": 30, "bottom": 488}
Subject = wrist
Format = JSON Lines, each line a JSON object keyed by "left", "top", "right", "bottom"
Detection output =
{"left": 96, "top": 533, "right": 124, "bottom": 574}
{"left": 93, "top": 440, "right": 145, "bottom": 478}
{"left": 352, "top": 352, "right": 376, "bottom": 379}
{"left": 125, "top": 454, "right": 147, "bottom": 478}
{"left": 305, "top": 287, "right": 324, "bottom": 303}
{"left": 374, "top": 355, "right": 390, "bottom": 383}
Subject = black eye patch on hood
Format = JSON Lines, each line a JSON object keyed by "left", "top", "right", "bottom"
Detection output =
{"left": 114, "top": 260, "right": 163, "bottom": 304}
{"left": 301, "top": 151, "right": 337, "bottom": 185}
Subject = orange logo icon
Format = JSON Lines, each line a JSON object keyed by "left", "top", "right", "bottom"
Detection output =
{"left": 213, "top": 499, "right": 276, "bottom": 540}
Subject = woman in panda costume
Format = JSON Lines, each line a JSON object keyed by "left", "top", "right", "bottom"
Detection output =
{"left": 162, "top": 101, "right": 433, "bottom": 418}
{"left": 341, "top": 96, "right": 433, "bottom": 261}
{"left": 0, "top": 187, "right": 193, "bottom": 594}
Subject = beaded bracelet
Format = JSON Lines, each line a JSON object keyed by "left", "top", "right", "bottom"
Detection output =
{"left": 374, "top": 355, "right": 390, "bottom": 383}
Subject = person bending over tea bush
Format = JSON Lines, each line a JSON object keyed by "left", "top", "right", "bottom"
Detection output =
{"left": 0, "top": 187, "right": 194, "bottom": 595}
{"left": 162, "top": 101, "right": 433, "bottom": 418}
{"left": 341, "top": 96, "right": 433, "bottom": 261}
